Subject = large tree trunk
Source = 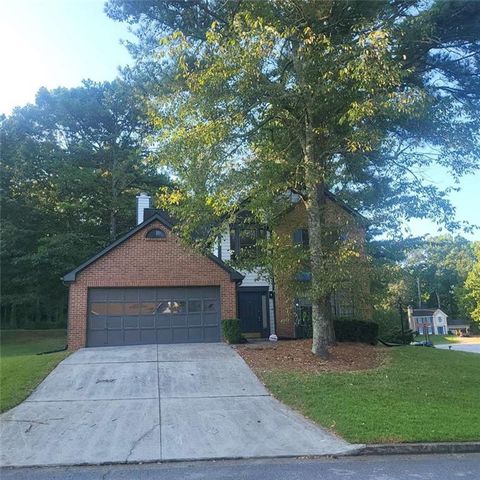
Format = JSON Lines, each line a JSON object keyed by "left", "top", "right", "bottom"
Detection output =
{"left": 303, "top": 116, "right": 336, "bottom": 358}
{"left": 306, "top": 180, "right": 336, "bottom": 357}
{"left": 109, "top": 209, "right": 117, "bottom": 242}
{"left": 109, "top": 149, "right": 118, "bottom": 241}
{"left": 293, "top": 40, "right": 335, "bottom": 357}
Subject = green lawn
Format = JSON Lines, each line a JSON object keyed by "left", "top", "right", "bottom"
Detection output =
{"left": 0, "top": 329, "right": 68, "bottom": 413}
{"left": 414, "top": 334, "right": 461, "bottom": 345}
{"left": 261, "top": 347, "right": 480, "bottom": 443}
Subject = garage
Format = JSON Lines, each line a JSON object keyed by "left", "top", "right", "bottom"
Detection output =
{"left": 64, "top": 212, "right": 241, "bottom": 350}
{"left": 87, "top": 287, "right": 221, "bottom": 347}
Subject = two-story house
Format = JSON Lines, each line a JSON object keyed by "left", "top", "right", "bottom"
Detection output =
{"left": 407, "top": 307, "right": 449, "bottom": 335}
{"left": 63, "top": 191, "right": 367, "bottom": 349}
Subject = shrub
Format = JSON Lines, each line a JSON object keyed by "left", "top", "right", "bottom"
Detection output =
{"left": 333, "top": 318, "right": 379, "bottom": 345}
{"left": 372, "top": 308, "right": 414, "bottom": 344}
{"left": 222, "top": 318, "right": 243, "bottom": 344}
{"left": 294, "top": 309, "right": 378, "bottom": 344}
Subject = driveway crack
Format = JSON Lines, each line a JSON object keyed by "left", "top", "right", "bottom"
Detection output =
{"left": 101, "top": 468, "right": 112, "bottom": 480}
{"left": 125, "top": 423, "right": 159, "bottom": 461}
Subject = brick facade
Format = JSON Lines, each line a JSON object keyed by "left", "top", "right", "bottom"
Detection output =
{"left": 273, "top": 200, "right": 368, "bottom": 339}
{"left": 67, "top": 220, "right": 237, "bottom": 350}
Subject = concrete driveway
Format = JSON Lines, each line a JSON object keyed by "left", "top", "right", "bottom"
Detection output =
{"left": 0, "top": 343, "right": 357, "bottom": 467}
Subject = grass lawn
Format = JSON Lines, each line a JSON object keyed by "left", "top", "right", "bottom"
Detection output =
{"left": 260, "top": 347, "right": 480, "bottom": 444}
{"left": 0, "top": 329, "right": 68, "bottom": 413}
{"left": 415, "top": 334, "right": 461, "bottom": 345}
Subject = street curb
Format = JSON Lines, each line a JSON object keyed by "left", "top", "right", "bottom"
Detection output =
{"left": 1, "top": 444, "right": 479, "bottom": 470}
{"left": 0, "top": 449, "right": 363, "bottom": 470}
{"left": 355, "top": 442, "right": 480, "bottom": 456}
{"left": 3, "top": 443, "right": 480, "bottom": 469}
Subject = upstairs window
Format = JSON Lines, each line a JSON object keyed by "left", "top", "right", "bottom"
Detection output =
{"left": 293, "top": 228, "right": 309, "bottom": 248}
{"left": 230, "top": 225, "right": 267, "bottom": 260}
{"left": 145, "top": 228, "right": 166, "bottom": 239}
{"left": 417, "top": 316, "right": 433, "bottom": 324}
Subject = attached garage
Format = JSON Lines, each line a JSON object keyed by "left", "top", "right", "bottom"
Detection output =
{"left": 88, "top": 287, "right": 221, "bottom": 347}
{"left": 63, "top": 210, "right": 242, "bottom": 350}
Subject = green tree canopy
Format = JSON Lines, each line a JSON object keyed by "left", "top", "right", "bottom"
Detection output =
{"left": 107, "top": 0, "right": 480, "bottom": 356}
{"left": 465, "top": 242, "right": 480, "bottom": 324}
{"left": 370, "top": 235, "right": 475, "bottom": 319}
{"left": 0, "top": 80, "right": 169, "bottom": 328}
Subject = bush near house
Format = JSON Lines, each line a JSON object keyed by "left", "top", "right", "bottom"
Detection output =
{"left": 296, "top": 314, "right": 379, "bottom": 345}
{"left": 222, "top": 318, "right": 244, "bottom": 344}
{"left": 373, "top": 308, "right": 414, "bottom": 344}
{"left": 334, "top": 318, "right": 379, "bottom": 344}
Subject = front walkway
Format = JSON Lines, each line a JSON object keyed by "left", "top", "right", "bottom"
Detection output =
{"left": 0, "top": 344, "right": 357, "bottom": 467}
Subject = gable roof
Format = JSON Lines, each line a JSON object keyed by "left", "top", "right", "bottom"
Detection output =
{"left": 273, "top": 189, "right": 368, "bottom": 225}
{"left": 324, "top": 190, "right": 369, "bottom": 224}
{"left": 62, "top": 212, "right": 244, "bottom": 283}
{"left": 411, "top": 308, "right": 447, "bottom": 317}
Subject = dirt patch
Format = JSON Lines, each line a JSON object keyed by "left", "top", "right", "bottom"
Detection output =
{"left": 236, "top": 339, "right": 387, "bottom": 374}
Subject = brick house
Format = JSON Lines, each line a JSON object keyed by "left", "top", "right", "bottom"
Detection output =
{"left": 63, "top": 192, "right": 367, "bottom": 349}
{"left": 271, "top": 192, "right": 368, "bottom": 338}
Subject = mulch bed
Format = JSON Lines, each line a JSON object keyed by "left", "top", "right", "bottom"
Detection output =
{"left": 235, "top": 339, "right": 387, "bottom": 374}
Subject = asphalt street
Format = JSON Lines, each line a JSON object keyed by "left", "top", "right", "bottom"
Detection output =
{"left": 1, "top": 454, "right": 479, "bottom": 480}
{"left": 435, "top": 343, "right": 480, "bottom": 354}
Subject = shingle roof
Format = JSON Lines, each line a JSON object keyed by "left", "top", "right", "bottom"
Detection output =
{"left": 448, "top": 318, "right": 471, "bottom": 327}
{"left": 412, "top": 309, "right": 436, "bottom": 316}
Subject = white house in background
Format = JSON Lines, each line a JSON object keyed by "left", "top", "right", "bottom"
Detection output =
{"left": 407, "top": 307, "right": 449, "bottom": 335}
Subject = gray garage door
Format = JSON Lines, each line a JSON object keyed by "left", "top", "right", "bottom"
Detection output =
{"left": 87, "top": 287, "right": 221, "bottom": 347}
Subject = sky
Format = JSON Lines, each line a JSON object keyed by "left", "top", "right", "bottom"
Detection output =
{"left": 1, "top": 0, "right": 479, "bottom": 240}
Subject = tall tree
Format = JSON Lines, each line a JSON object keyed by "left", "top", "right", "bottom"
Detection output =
{"left": 464, "top": 242, "right": 480, "bottom": 324}
{"left": 370, "top": 235, "right": 475, "bottom": 318}
{"left": 107, "top": 0, "right": 480, "bottom": 356}
{"left": 406, "top": 236, "right": 475, "bottom": 315}
{"left": 0, "top": 80, "right": 169, "bottom": 328}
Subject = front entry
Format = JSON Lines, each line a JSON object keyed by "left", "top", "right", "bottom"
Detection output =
{"left": 237, "top": 288, "right": 270, "bottom": 338}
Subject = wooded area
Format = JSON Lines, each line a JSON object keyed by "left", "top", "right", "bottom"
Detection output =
{"left": 0, "top": 80, "right": 169, "bottom": 328}
{"left": 1, "top": 0, "right": 480, "bottom": 346}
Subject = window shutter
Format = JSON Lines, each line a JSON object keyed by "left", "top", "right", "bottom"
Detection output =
{"left": 293, "top": 228, "right": 309, "bottom": 247}
{"left": 293, "top": 229, "right": 303, "bottom": 245}
{"left": 301, "top": 229, "right": 309, "bottom": 247}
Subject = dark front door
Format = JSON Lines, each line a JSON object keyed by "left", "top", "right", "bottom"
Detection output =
{"left": 238, "top": 289, "right": 269, "bottom": 337}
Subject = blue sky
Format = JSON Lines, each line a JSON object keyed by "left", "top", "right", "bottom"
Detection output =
{"left": 2, "top": 0, "right": 479, "bottom": 240}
